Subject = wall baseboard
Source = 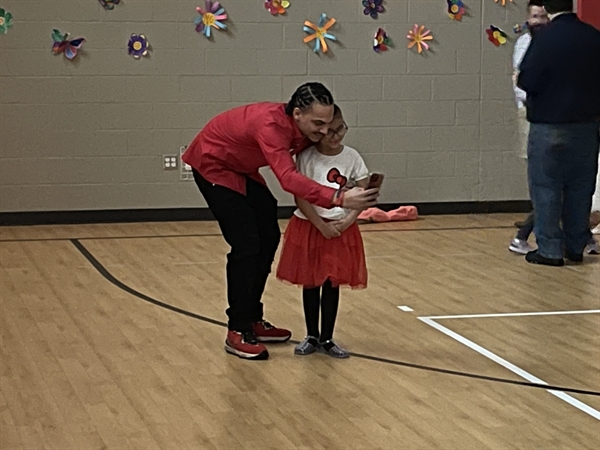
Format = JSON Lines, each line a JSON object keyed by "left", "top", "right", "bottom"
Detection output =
{"left": 0, "top": 201, "right": 531, "bottom": 226}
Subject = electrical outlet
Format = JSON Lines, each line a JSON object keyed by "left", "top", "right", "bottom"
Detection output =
{"left": 162, "top": 155, "right": 178, "bottom": 170}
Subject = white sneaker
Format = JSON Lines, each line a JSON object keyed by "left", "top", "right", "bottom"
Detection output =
{"left": 509, "top": 238, "right": 534, "bottom": 255}
{"left": 586, "top": 240, "right": 600, "bottom": 255}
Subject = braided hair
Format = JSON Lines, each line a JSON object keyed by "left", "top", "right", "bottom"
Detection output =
{"left": 285, "top": 82, "right": 334, "bottom": 116}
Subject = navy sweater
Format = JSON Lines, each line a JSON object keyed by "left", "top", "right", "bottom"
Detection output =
{"left": 517, "top": 13, "right": 600, "bottom": 124}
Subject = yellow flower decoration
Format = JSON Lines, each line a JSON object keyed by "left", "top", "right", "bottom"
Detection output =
{"left": 407, "top": 24, "right": 433, "bottom": 54}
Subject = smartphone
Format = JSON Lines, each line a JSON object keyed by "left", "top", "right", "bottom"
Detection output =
{"left": 367, "top": 172, "right": 385, "bottom": 189}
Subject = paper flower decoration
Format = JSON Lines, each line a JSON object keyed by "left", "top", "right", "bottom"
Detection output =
{"left": 265, "top": 0, "right": 289, "bottom": 16}
{"left": 447, "top": 0, "right": 466, "bottom": 21}
{"left": 513, "top": 23, "right": 528, "bottom": 34}
{"left": 98, "top": 0, "right": 120, "bottom": 9}
{"left": 407, "top": 24, "right": 433, "bottom": 54}
{"left": 494, "top": 0, "right": 513, "bottom": 6}
{"left": 373, "top": 28, "right": 391, "bottom": 53}
{"left": 486, "top": 25, "right": 507, "bottom": 46}
{"left": 362, "top": 1, "right": 385, "bottom": 19}
{"left": 128, "top": 34, "right": 149, "bottom": 59}
{"left": 0, "top": 8, "right": 13, "bottom": 34}
{"left": 303, "top": 13, "right": 337, "bottom": 54}
{"left": 195, "top": 1, "right": 228, "bottom": 38}
{"left": 51, "top": 29, "right": 85, "bottom": 60}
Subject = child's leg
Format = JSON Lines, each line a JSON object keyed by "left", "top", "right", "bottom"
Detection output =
{"left": 295, "top": 287, "right": 321, "bottom": 355}
{"left": 302, "top": 287, "right": 321, "bottom": 338}
{"left": 318, "top": 279, "right": 349, "bottom": 358}
{"left": 319, "top": 280, "right": 340, "bottom": 343}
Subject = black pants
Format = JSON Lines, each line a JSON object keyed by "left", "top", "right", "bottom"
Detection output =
{"left": 516, "top": 209, "right": 535, "bottom": 241}
{"left": 193, "top": 170, "right": 281, "bottom": 332}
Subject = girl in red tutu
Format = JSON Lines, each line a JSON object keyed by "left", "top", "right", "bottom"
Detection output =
{"left": 276, "top": 105, "right": 370, "bottom": 358}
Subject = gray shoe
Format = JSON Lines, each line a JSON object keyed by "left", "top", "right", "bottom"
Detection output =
{"left": 318, "top": 340, "right": 350, "bottom": 359}
{"left": 586, "top": 238, "right": 600, "bottom": 255}
{"left": 294, "top": 336, "right": 318, "bottom": 355}
{"left": 509, "top": 238, "right": 534, "bottom": 255}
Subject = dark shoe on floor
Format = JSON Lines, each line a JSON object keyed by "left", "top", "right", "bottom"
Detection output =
{"left": 225, "top": 330, "right": 269, "bottom": 360}
{"left": 526, "top": 250, "right": 564, "bottom": 267}
{"left": 565, "top": 252, "right": 583, "bottom": 263}
{"left": 252, "top": 320, "right": 292, "bottom": 343}
{"left": 294, "top": 336, "right": 319, "bottom": 355}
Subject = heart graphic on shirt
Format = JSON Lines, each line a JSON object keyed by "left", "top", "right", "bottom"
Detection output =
{"left": 327, "top": 168, "right": 347, "bottom": 188}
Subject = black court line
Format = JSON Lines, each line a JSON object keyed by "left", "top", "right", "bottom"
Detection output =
{"left": 70, "top": 238, "right": 600, "bottom": 398}
{"left": 1, "top": 225, "right": 515, "bottom": 243}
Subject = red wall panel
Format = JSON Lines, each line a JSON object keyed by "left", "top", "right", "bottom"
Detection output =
{"left": 578, "top": 0, "right": 600, "bottom": 30}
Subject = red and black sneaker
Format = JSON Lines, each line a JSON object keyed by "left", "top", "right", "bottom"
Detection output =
{"left": 225, "top": 330, "right": 269, "bottom": 360}
{"left": 252, "top": 320, "right": 292, "bottom": 343}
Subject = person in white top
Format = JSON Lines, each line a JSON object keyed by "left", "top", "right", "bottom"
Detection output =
{"left": 509, "top": 0, "right": 549, "bottom": 255}
{"left": 276, "top": 105, "right": 371, "bottom": 359}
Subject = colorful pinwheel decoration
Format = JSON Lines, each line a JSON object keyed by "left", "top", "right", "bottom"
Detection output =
{"left": 486, "top": 25, "right": 507, "bottom": 46}
{"left": 447, "top": 0, "right": 466, "bottom": 21}
{"left": 494, "top": 0, "right": 513, "bottom": 6}
{"left": 373, "top": 28, "right": 391, "bottom": 53}
{"left": 98, "top": 0, "right": 120, "bottom": 9}
{"left": 128, "top": 34, "right": 150, "bottom": 59}
{"left": 195, "top": 1, "right": 228, "bottom": 39}
{"left": 0, "top": 8, "right": 14, "bottom": 34}
{"left": 407, "top": 24, "right": 433, "bottom": 54}
{"left": 303, "top": 13, "right": 337, "bottom": 54}
{"left": 265, "top": 0, "right": 289, "bottom": 16}
{"left": 51, "top": 29, "right": 85, "bottom": 60}
{"left": 362, "top": 1, "right": 385, "bottom": 19}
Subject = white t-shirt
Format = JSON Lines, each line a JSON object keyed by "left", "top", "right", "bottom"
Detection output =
{"left": 294, "top": 145, "right": 369, "bottom": 220}
{"left": 513, "top": 33, "right": 532, "bottom": 109}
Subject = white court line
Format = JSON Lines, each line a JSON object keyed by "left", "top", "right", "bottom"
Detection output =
{"left": 397, "top": 306, "right": 414, "bottom": 312}
{"left": 418, "top": 317, "right": 600, "bottom": 421}
{"left": 421, "top": 309, "right": 600, "bottom": 320}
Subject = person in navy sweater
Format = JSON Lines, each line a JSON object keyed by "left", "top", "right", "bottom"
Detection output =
{"left": 517, "top": 0, "right": 600, "bottom": 266}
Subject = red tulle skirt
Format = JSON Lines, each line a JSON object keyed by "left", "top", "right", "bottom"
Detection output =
{"left": 276, "top": 215, "right": 367, "bottom": 289}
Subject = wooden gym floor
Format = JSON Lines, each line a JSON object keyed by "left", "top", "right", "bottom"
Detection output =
{"left": 1, "top": 214, "right": 599, "bottom": 449}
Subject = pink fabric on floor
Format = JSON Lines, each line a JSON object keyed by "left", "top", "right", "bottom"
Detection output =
{"left": 357, "top": 206, "right": 418, "bottom": 223}
{"left": 387, "top": 206, "right": 418, "bottom": 221}
{"left": 357, "top": 207, "right": 390, "bottom": 223}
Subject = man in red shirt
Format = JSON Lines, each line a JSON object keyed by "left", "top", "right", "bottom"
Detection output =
{"left": 182, "top": 82, "right": 379, "bottom": 360}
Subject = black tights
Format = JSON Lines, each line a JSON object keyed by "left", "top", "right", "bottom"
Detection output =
{"left": 302, "top": 280, "right": 340, "bottom": 343}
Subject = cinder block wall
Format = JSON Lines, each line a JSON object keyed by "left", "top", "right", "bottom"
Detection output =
{"left": 0, "top": 0, "right": 529, "bottom": 212}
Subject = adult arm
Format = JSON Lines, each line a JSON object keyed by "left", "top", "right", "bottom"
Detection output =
{"left": 512, "top": 36, "right": 529, "bottom": 104}
{"left": 256, "top": 123, "right": 378, "bottom": 210}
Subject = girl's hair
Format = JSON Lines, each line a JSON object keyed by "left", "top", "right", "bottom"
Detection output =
{"left": 285, "top": 82, "right": 334, "bottom": 116}
{"left": 333, "top": 104, "right": 342, "bottom": 118}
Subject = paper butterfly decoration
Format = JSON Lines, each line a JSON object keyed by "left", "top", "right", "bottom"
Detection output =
{"left": 128, "top": 34, "right": 150, "bottom": 59}
{"left": 303, "top": 13, "right": 337, "bottom": 54}
{"left": 362, "top": 1, "right": 385, "bottom": 19}
{"left": 373, "top": 28, "right": 391, "bottom": 53}
{"left": 265, "top": 0, "right": 289, "bottom": 16}
{"left": 98, "top": 0, "right": 121, "bottom": 10}
{"left": 486, "top": 25, "right": 507, "bottom": 46}
{"left": 195, "top": 1, "right": 228, "bottom": 38}
{"left": 327, "top": 168, "right": 347, "bottom": 188}
{"left": 52, "top": 29, "right": 85, "bottom": 60}
{"left": 407, "top": 24, "right": 433, "bottom": 54}
{"left": 447, "top": 0, "right": 466, "bottom": 21}
{"left": 0, "top": 8, "right": 14, "bottom": 34}
{"left": 494, "top": 0, "right": 513, "bottom": 6}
